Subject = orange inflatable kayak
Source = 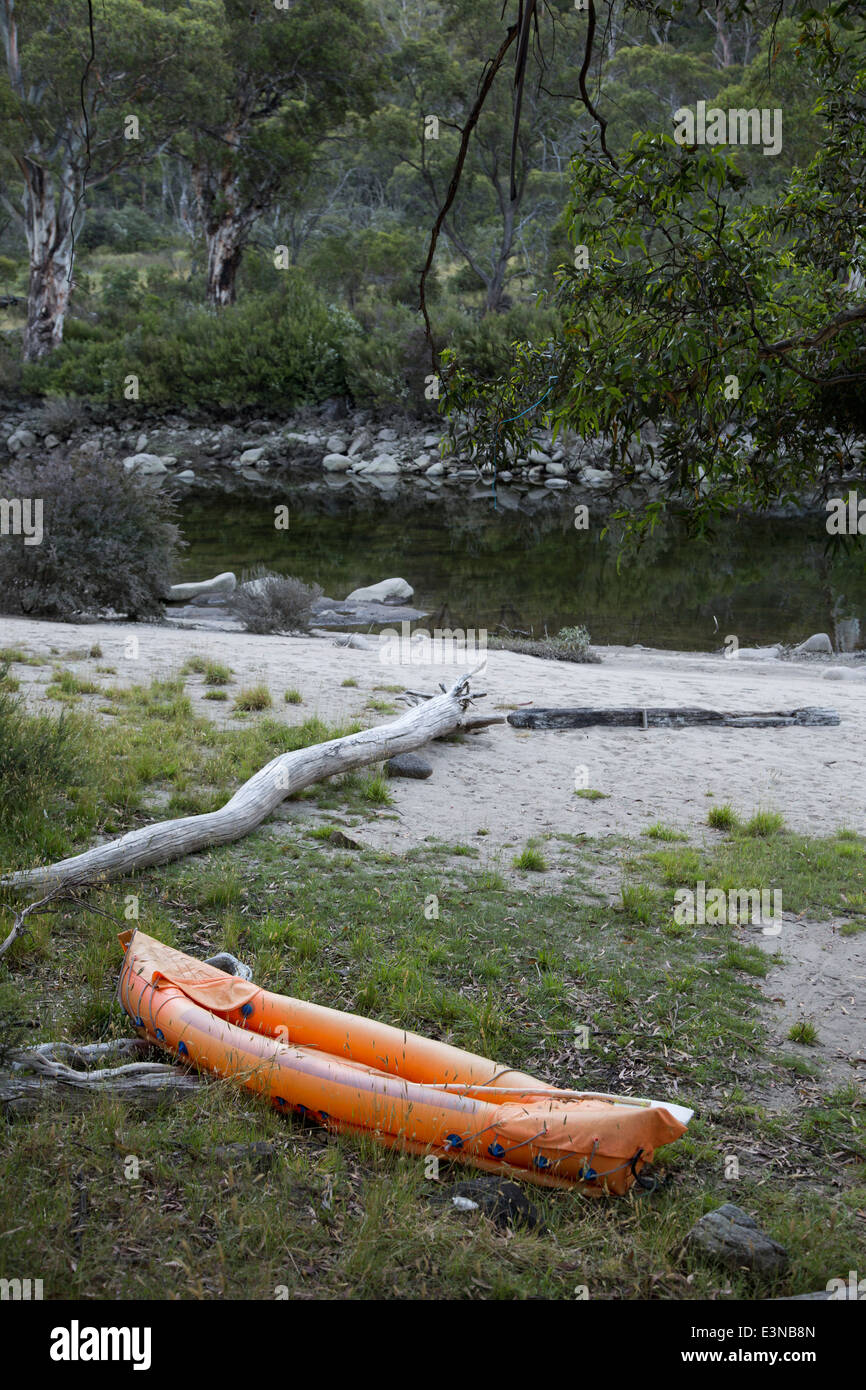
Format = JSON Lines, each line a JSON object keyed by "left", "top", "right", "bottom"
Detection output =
{"left": 118, "top": 929, "right": 692, "bottom": 1192}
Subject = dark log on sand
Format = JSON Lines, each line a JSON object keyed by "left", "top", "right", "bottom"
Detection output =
{"left": 507, "top": 706, "right": 841, "bottom": 730}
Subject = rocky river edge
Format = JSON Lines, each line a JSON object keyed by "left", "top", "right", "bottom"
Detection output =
{"left": 0, "top": 399, "right": 831, "bottom": 516}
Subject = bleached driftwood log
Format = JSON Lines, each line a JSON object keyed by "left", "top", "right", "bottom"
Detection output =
{"left": 0, "top": 1041, "right": 204, "bottom": 1117}
{"left": 2, "top": 670, "right": 490, "bottom": 895}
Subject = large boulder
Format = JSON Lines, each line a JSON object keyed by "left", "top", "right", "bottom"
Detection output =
{"left": 322, "top": 453, "right": 352, "bottom": 472}
{"left": 122, "top": 452, "right": 167, "bottom": 475}
{"left": 683, "top": 1203, "right": 788, "bottom": 1275}
{"left": 167, "top": 571, "right": 237, "bottom": 602}
{"left": 345, "top": 577, "right": 414, "bottom": 603}
{"left": 8, "top": 428, "right": 36, "bottom": 452}
{"left": 581, "top": 466, "right": 614, "bottom": 487}
{"left": 355, "top": 453, "right": 400, "bottom": 475}
{"left": 794, "top": 632, "right": 833, "bottom": 655}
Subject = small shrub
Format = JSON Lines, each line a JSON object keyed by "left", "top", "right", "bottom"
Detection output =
{"left": 284, "top": 689, "right": 302, "bottom": 704}
{"left": 46, "top": 668, "right": 100, "bottom": 699}
{"left": 708, "top": 804, "right": 739, "bottom": 831}
{"left": 203, "top": 661, "right": 232, "bottom": 685}
{"left": 360, "top": 774, "right": 392, "bottom": 805}
{"left": 489, "top": 626, "right": 600, "bottom": 664}
{"left": 341, "top": 678, "right": 358, "bottom": 688}
{"left": 230, "top": 567, "right": 322, "bottom": 635}
{"left": 35, "top": 397, "right": 88, "bottom": 441}
{"left": 788, "top": 1020, "right": 819, "bottom": 1045}
{"left": 621, "top": 882, "right": 657, "bottom": 923}
{"left": 513, "top": 846, "right": 547, "bottom": 872}
{"left": 743, "top": 809, "right": 785, "bottom": 838}
{"left": 576, "top": 787, "right": 608, "bottom": 800}
{"left": 233, "top": 685, "right": 272, "bottom": 712}
{"left": 204, "top": 690, "right": 229, "bottom": 701}
{"left": 0, "top": 453, "right": 181, "bottom": 620}
{"left": 644, "top": 822, "right": 686, "bottom": 841}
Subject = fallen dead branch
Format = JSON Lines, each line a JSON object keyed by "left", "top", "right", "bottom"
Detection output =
{"left": 2, "top": 670, "right": 492, "bottom": 896}
{"left": 0, "top": 1040, "right": 204, "bottom": 1118}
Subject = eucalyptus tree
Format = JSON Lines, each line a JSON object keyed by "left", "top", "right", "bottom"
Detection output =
{"left": 0, "top": 0, "right": 190, "bottom": 359}
{"left": 179, "top": 0, "right": 383, "bottom": 308}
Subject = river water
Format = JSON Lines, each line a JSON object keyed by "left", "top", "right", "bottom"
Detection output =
{"left": 178, "top": 489, "right": 866, "bottom": 652}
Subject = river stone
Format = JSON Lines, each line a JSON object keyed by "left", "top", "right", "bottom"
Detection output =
{"left": 240, "top": 446, "right": 267, "bottom": 465}
{"left": 357, "top": 453, "right": 399, "bottom": 475}
{"left": 386, "top": 753, "right": 433, "bottom": 780}
{"left": 322, "top": 453, "right": 352, "bottom": 472}
{"left": 545, "top": 477, "right": 569, "bottom": 489}
{"left": 175, "top": 470, "right": 195, "bottom": 482}
{"left": 44, "top": 433, "right": 60, "bottom": 449}
{"left": 8, "top": 428, "right": 36, "bottom": 452}
{"left": 684, "top": 1203, "right": 788, "bottom": 1274}
{"left": 168, "top": 571, "right": 237, "bottom": 602}
{"left": 345, "top": 577, "right": 414, "bottom": 603}
{"left": 123, "top": 452, "right": 167, "bottom": 475}
{"left": 348, "top": 432, "right": 371, "bottom": 456}
{"left": 377, "top": 427, "right": 399, "bottom": 441}
{"left": 545, "top": 460, "right": 567, "bottom": 476}
{"left": 423, "top": 433, "right": 441, "bottom": 448}
{"left": 528, "top": 448, "right": 550, "bottom": 465}
{"left": 794, "top": 632, "right": 833, "bottom": 655}
{"left": 581, "top": 466, "right": 613, "bottom": 487}
{"left": 425, "top": 460, "right": 445, "bottom": 477}
{"left": 325, "top": 434, "right": 347, "bottom": 454}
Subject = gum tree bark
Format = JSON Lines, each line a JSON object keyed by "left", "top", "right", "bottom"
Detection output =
{"left": 18, "top": 156, "right": 77, "bottom": 360}
{"left": 2, "top": 672, "right": 491, "bottom": 895}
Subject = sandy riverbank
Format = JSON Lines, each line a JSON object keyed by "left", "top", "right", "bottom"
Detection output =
{"left": 3, "top": 614, "right": 864, "bottom": 1080}
{"left": 1, "top": 614, "right": 863, "bottom": 846}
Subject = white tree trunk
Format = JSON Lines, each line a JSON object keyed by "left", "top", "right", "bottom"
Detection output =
{"left": 20, "top": 155, "right": 77, "bottom": 360}
{"left": 2, "top": 673, "right": 489, "bottom": 895}
{"left": 205, "top": 215, "right": 245, "bottom": 307}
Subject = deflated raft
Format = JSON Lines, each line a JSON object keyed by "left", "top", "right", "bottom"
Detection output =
{"left": 118, "top": 929, "right": 692, "bottom": 1193}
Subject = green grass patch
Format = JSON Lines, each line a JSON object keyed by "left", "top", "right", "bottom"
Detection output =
{"left": 708, "top": 804, "right": 739, "bottom": 831}
{"left": 233, "top": 685, "right": 273, "bottom": 712}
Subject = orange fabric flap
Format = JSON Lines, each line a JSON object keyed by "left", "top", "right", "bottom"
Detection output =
{"left": 120, "top": 928, "right": 260, "bottom": 1013}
